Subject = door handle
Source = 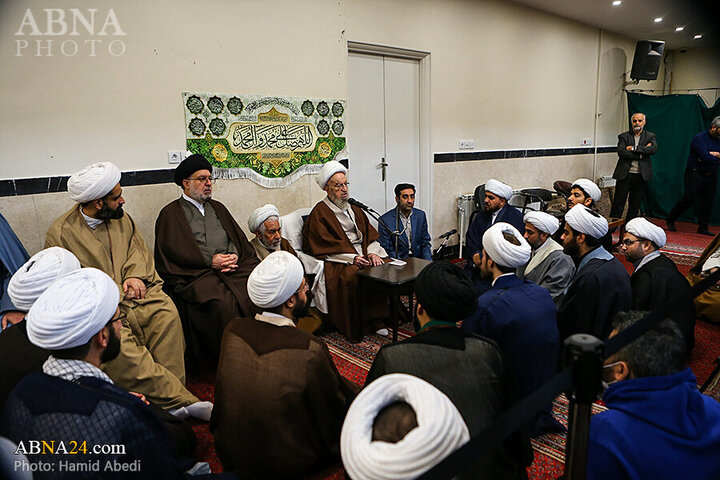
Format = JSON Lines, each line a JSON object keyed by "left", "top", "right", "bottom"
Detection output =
{"left": 380, "top": 157, "right": 388, "bottom": 181}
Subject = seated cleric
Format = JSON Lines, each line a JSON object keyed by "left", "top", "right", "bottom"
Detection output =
{"left": 302, "top": 160, "right": 389, "bottom": 341}
{"left": 378, "top": 183, "right": 432, "bottom": 260}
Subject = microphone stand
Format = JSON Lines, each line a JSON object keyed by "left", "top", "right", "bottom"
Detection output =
{"left": 354, "top": 202, "right": 411, "bottom": 254}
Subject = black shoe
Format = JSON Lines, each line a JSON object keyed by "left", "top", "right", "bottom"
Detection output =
{"left": 666, "top": 219, "right": 677, "bottom": 232}
{"left": 698, "top": 229, "right": 714, "bottom": 236}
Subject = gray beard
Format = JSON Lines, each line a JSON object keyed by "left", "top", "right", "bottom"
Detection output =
{"left": 259, "top": 238, "right": 281, "bottom": 251}
{"left": 330, "top": 197, "right": 350, "bottom": 211}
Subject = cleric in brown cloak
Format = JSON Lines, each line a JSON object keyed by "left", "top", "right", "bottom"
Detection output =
{"left": 302, "top": 160, "right": 389, "bottom": 341}
{"left": 154, "top": 154, "right": 259, "bottom": 366}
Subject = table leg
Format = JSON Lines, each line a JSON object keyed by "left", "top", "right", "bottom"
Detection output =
{"left": 389, "top": 293, "right": 399, "bottom": 343}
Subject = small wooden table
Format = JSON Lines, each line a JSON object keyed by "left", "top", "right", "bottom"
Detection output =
{"left": 356, "top": 257, "right": 433, "bottom": 343}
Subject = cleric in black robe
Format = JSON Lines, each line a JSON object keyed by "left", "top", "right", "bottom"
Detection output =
{"left": 365, "top": 261, "right": 532, "bottom": 479}
{"left": 558, "top": 205, "right": 631, "bottom": 340}
{"left": 620, "top": 217, "right": 695, "bottom": 350}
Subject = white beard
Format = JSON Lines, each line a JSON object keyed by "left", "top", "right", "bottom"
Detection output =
{"left": 330, "top": 197, "right": 350, "bottom": 211}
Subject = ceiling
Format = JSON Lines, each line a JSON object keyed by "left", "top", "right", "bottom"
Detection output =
{"left": 509, "top": 0, "right": 716, "bottom": 49}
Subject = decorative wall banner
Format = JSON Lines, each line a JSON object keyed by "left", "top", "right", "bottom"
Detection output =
{"left": 183, "top": 92, "right": 347, "bottom": 188}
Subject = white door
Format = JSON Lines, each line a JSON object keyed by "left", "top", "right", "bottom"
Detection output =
{"left": 347, "top": 53, "right": 420, "bottom": 219}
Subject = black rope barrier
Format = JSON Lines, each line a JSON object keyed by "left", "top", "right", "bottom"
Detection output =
{"left": 418, "top": 267, "right": 720, "bottom": 480}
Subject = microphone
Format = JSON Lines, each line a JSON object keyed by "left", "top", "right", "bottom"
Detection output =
{"left": 439, "top": 229, "right": 457, "bottom": 239}
{"left": 348, "top": 198, "right": 370, "bottom": 211}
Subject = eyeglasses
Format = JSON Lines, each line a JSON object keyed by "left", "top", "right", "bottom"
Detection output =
{"left": 328, "top": 182, "right": 349, "bottom": 190}
{"left": 187, "top": 175, "right": 214, "bottom": 183}
{"left": 110, "top": 312, "right": 128, "bottom": 327}
{"left": 620, "top": 239, "right": 643, "bottom": 247}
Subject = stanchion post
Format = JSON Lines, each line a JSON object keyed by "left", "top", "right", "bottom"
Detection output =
{"left": 563, "top": 334, "right": 603, "bottom": 480}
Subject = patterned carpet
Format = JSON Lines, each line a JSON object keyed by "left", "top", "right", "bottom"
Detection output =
{"left": 185, "top": 218, "right": 720, "bottom": 479}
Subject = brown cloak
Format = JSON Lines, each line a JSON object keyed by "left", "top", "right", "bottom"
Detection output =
{"left": 302, "top": 201, "right": 387, "bottom": 341}
{"left": 154, "top": 198, "right": 260, "bottom": 364}
{"left": 212, "top": 317, "right": 354, "bottom": 480}
{"left": 688, "top": 233, "right": 720, "bottom": 323}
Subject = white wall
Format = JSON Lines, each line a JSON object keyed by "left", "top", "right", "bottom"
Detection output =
{"left": 0, "top": 0, "right": 709, "bottom": 254}
{"left": 669, "top": 47, "right": 720, "bottom": 106}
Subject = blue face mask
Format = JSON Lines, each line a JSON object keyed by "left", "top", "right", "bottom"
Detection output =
{"left": 601, "top": 361, "right": 624, "bottom": 390}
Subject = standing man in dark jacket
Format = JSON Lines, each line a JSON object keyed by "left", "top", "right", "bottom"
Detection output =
{"left": 667, "top": 116, "right": 720, "bottom": 235}
{"left": 610, "top": 113, "right": 657, "bottom": 221}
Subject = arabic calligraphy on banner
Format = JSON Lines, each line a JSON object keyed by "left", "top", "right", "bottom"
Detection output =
{"left": 183, "top": 92, "right": 347, "bottom": 188}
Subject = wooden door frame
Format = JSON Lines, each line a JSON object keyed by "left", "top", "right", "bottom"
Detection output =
{"left": 346, "top": 41, "right": 432, "bottom": 234}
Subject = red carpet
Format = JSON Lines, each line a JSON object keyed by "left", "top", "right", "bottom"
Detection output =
{"left": 184, "top": 218, "right": 720, "bottom": 478}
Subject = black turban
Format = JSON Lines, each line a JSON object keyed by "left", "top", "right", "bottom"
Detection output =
{"left": 174, "top": 154, "right": 212, "bottom": 186}
{"left": 414, "top": 261, "right": 477, "bottom": 322}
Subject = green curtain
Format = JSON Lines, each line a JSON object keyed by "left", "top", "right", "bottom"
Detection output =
{"left": 627, "top": 92, "right": 720, "bottom": 224}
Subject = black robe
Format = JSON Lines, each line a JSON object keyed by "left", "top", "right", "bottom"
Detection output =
{"left": 631, "top": 254, "right": 695, "bottom": 351}
{"left": 366, "top": 326, "right": 533, "bottom": 479}
{"left": 558, "top": 256, "right": 632, "bottom": 340}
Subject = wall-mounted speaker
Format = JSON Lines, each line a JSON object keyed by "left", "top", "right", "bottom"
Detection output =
{"left": 630, "top": 40, "right": 665, "bottom": 81}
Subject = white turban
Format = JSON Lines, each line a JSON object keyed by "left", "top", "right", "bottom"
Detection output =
{"left": 7, "top": 247, "right": 81, "bottom": 312}
{"left": 524, "top": 211, "right": 560, "bottom": 235}
{"left": 484, "top": 179, "right": 513, "bottom": 201}
{"left": 341, "top": 373, "right": 469, "bottom": 480}
{"left": 26, "top": 268, "right": 121, "bottom": 350}
{"left": 625, "top": 217, "right": 666, "bottom": 248}
{"left": 316, "top": 160, "right": 347, "bottom": 189}
{"left": 248, "top": 204, "right": 280, "bottom": 233}
{"left": 247, "top": 251, "right": 304, "bottom": 309}
{"left": 572, "top": 178, "right": 601, "bottom": 203}
{"left": 67, "top": 162, "right": 122, "bottom": 203}
{"left": 565, "top": 204, "right": 608, "bottom": 239}
{"left": 482, "top": 222, "right": 531, "bottom": 268}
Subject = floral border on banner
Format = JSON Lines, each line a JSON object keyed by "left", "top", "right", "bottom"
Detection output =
{"left": 183, "top": 92, "right": 347, "bottom": 188}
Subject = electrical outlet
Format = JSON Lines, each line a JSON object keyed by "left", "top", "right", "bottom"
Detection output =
{"left": 580, "top": 138, "right": 592, "bottom": 146}
{"left": 168, "top": 151, "right": 183, "bottom": 164}
{"left": 459, "top": 140, "right": 475, "bottom": 150}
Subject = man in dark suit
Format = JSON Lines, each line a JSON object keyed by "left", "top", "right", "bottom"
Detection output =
{"left": 620, "top": 217, "right": 695, "bottom": 351}
{"left": 464, "top": 179, "right": 524, "bottom": 295}
{"left": 378, "top": 183, "right": 432, "bottom": 260}
{"left": 609, "top": 113, "right": 657, "bottom": 221}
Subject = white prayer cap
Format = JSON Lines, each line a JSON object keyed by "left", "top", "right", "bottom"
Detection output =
{"left": 7, "top": 247, "right": 81, "bottom": 312}
{"left": 571, "top": 178, "right": 601, "bottom": 203}
{"left": 247, "top": 251, "right": 304, "bottom": 309}
{"left": 565, "top": 204, "right": 608, "bottom": 239}
{"left": 482, "top": 222, "right": 531, "bottom": 269}
{"left": 67, "top": 162, "right": 122, "bottom": 204}
{"left": 625, "top": 217, "right": 666, "bottom": 248}
{"left": 524, "top": 211, "right": 560, "bottom": 235}
{"left": 26, "top": 268, "right": 121, "bottom": 350}
{"left": 316, "top": 160, "right": 347, "bottom": 189}
{"left": 248, "top": 204, "right": 280, "bottom": 233}
{"left": 484, "top": 179, "right": 513, "bottom": 201}
{"left": 341, "top": 373, "right": 469, "bottom": 480}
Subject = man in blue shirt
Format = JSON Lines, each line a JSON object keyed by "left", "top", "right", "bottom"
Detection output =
{"left": 666, "top": 116, "right": 720, "bottom": 235}
{"left": 588, "top": 311, "right": 720, "bottom": 480}
{"left": 0, "top": 212, "right": 29, "bottom": 330}
{"left": 378, "top": 183, "right": 432, "bottom": 260}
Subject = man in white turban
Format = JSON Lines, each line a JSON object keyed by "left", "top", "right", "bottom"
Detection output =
{"left": 464, "top": 223, "right": 562, "bottom": 437}
{"left": 247, "top": 204, "right": 297, "bottom": 261}
{"left": 46, "top": 161, "right": 205, "bottom": 417}
{"left": 620, "top": 217, "right": 695, "bottom": 349}
{"left": 366, "top": 261, "right": 532, "bottom": 476}
{"left": 0, "top": 247, "right": 81, "bottom": 412}
{"left": 570, "top": 178, "right": 602, "bottom": 209}
{"left": 517, "top": 211, "right": 575, "bottom": 303}
{"left": 155, "top": 154, "right": 259, "bottom": 369}
{"left": 302, "top": 159, "right": 390, "bottom": 341}
{"left": 464, "top": 179, "right": 524, "bottom": 296}
{"left": 558, "top": 205, "right": 631, "bottom": 341}
{"left": 0, "top": 268, "right": 190, "bottom": 478}
{"left": 341, "top": 374, "right": 470, "bottom": 480}
{"left": 212, "top": 251, "right": 353, "bottom": 479}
